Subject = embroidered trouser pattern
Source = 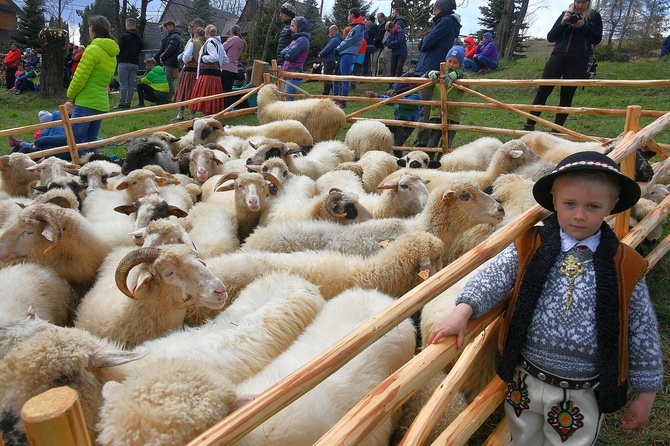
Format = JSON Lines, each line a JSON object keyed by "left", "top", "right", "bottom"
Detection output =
{"left": 505, "top": 367, "right": 603, "bottom": 445}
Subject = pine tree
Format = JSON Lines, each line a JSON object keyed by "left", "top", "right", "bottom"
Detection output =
{"left": 76, "top": 0, "right": 118, "bottom": 46}
{"left": 478, "top": 0, "right": 528, "bottom": 60}
{"left": 331, "top": 0, "right": 372, "bottom": 29}
{"left": 186, "top": 0, "right": 214, "bottom": 27}
{"left": 12, "top": 0, "right": 47, "bottom": 51}
{"left": 302, "top": 0, "right": 327, "bottom": 61}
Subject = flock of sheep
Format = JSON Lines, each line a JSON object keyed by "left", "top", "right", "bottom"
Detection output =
{"left": 0, "top": 84, "right": 668, "bottom": 445}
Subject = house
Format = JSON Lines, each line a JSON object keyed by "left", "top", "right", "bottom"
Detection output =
{"left": 236, "top": 0, "right": 325, "bottom": 34}
{"left": 0, "top": 0, "right": 21, "bottom": 41}
{"left": 158, "top": 0, "right": 238, "bottom": 37}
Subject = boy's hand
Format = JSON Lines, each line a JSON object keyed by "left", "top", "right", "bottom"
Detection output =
{"left": 426, "top": 303, "right": 473, "bottom": 348}
{"left": 427, "top": 70, "right": 440, "bottom": 81}
{"left": 621, "top": 392, "right": 656, "bottom": 430}
{"left": 442, "top": 71, "right": 459, "bottom": 86}
{"left": 365, "top": 91, "right": 379, "bottom": 98}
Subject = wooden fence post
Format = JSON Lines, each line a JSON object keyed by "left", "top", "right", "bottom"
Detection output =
{"left": 615, "top": 106, "right": 642, "bottom": 239}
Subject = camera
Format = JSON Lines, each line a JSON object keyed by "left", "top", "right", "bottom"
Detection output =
{"left": 569, "top": 12, "right": 583, "bottom": 24}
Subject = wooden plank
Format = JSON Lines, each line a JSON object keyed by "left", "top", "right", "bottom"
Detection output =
{"left": 615, "top": 107, "right": 642, "bottom": 239}
{"left": 482, "top": 417, "right": 510, "bottom": 446}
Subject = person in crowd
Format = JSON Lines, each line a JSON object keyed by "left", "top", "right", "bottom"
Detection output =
{"left": 366, "top": 81, "right": 421, "bottom": 156}
{"left": 277, "top": 2, "right": 296, "bottom": 65}
{"left": 9, "top": 101, "right": 77, "bottom": 160}
{"left": 67, "top": 15, "right": 119, "bottom": 145}
{"left": 333, "top": 8, "right": 365, "bottom": 108}
{"left": 425, "top": 45, "right": 466, "bottom": 150}
{"left": 26, "top": 48, "right": 40, "bottom": 69}
{"left": 115, "top": 18, "right": 143, "bottom": 109}
{"left": 189, "top": 24, "right": 228, "bottom": 119}
{"left": 363, "top": 15, "right": 378, "bottom": 76}
{"left": 155, "top": 20, "right": 182, "bottom": 100}
{"left": 231, "top": 66, "right": 257, "bottom": 108}
{"left": 221, "top": 25, "right": 246, "bottom": 108}
{"left": 318, "top": 25, "right": 342, "bottom": 95}
{"left": 136, "top": 58, "right": 171, "bottom": 107}
{"left": 471, "top": 32, "right": 499, "bottom": 74}
{"left": 3, "top": 43, "right": 21, "bottom": 91}
{"left": 280, "top": 16, "right": 310, "bottom": 101}
{"left": 412, "top": 0, "right": 460, "bottom": 150}
{"left": 385, "top": 20, "right": 408, "bottom": 87}
{"left": 64, "top": 42, "right": 74, "bottom": 84}
{"left": 371, "top": 13, "right": 386, "bottom": 76}
{"left": 13, "top": 61, "right": 38, "bottom": 94}
{"left": 462, "top": 35, "right": 478, "bottom": 71}
{"left": 392, "top": 8, "right": 407, "bottom": 30}
{"left": 428, "top": 151, "right": 663, "bottom": 445}
{"left": 351, "top": 23, "right": 367, "bottom": 85}
{"left": 661, "top": 34, "right": 670, "bottom": 57}
{"left": 174, "top": 25, "right": 205, "bottom": 120}
{"left": 9, "top": 109, "right": 52, "bottom": 150}
{"left": 71, "top": 45, "right": 84, "bottom": 74}
{"left": 524, "top": 0, "right": 602, "bottom": 131}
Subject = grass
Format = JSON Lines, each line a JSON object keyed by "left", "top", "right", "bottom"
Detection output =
{"left": 1, "top": 45, "right": 668, "bottom": 444}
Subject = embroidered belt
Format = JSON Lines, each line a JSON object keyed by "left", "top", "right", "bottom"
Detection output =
{"left": 520, "top": 356, "right": 599, "bottom": 390}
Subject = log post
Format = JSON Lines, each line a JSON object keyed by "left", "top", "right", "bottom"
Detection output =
{"left": 251, "top": 60, "right": 268, "bottom": 86}
{"left": 59, "top": 103, "right": 79, "bottom": 164}
{"left": 615, "top": 106, "right": 641, "bottom": 239}
{"left": 21, "top": 386, "right": 91, "bottom": 446}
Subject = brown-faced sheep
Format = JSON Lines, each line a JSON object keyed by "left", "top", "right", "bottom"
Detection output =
{"left": 224, "top": 119, "right": 314, "bottom": 146}
{"left": 0, "top": 153, "right": 40, "bottom": 197}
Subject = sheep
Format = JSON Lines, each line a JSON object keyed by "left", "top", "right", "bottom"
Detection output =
{"left": 283, "top": 140, "right": 355, "bottom": 180}
{"left": 345, "top": 120, "right": 394, "bottom": 159}
{"left": 121, "top": 136, "right": 180, "bottom": 175}
{"left": 243, "top": 181, "right": 504, "bottom": 266}
{"left": 31, "top": 175, "right": 86, "bottom": 210}
{"left": 133, "top": 217, "right": 196, "bottom": 250}
{"left": 224, "top": 119, "right": 314, "bottom": 146}
{"left": 25, "top": 156, "right": 79, "bottom": 187}
{"left": 74, "top": 244, "right": 228, "bottom": 349}
{"left": 150, "top": 130, "right": 182, "bottom": 156}
{"left": 114, "top": 194, "right": 189, "bottom": 243}
{"left": 0, "top": 153, "right": 40, "bottom": 197}
{"left": 256, "top": 174, "right": 318, "bottom": 226}
{"left": 31, "top": 185, "right": 81, "bottom": 210}
{"left": 359, "top": 173, "right": 431, "bottom": 219}
{"left": 438, "top": 136, "right": 503, "bottom": 172}
{"left": 140, "top": 163, "right": 197, "bottom": 187}
{"left": 519, "top": 131, "right": 608, "bottom": 163}
{"left": 381, "top": 139, "right": 540, "bottom": 192}
{"left": 173, "top": 144, "right": 229, "bottom": 185}
{"left": 0, "top": 263, "right": 76, "bottom": 326}
{"left": 74, "top": 159, "right": 122, "bottom": 196}
{"left": 97, "top": 287, "right": 415, "bottom": 446}
{"left": 191, "top": 117, "right": 251, "bottom": 159}
{"left": 0, "top": 315, "right": 146, "bottom": 445}
{"left": 181, "top": 200, "right": 241, "bottom": 258}
{"left": 0, "top": 203, "right": 111, "bottom": 294}
{"left": 397, "top": 150, "right": 442, "bottom": 169}
{"left": 644, "top": 183, "right": 669, "bottom": 203}
{"left": 256, "top": 84, "right": 347, "bottom": 142}
{"left": 357, "top": 150, "right": 401, "bottom": 193}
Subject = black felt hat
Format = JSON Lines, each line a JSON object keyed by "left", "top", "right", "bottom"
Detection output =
{"left": 532, "top": 151, "right": 641, "bottom": 214}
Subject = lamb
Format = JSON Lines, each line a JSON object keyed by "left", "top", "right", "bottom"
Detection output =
{"left": 25, "top": 156, "right": 79, "bottom": 188}
{"left": 0, "top": 153, "right": 40, "bottom": 197}
{"left": 224, "top": 119, "right": 314, "bottom": 146}
{"left": 397, "top": 150, "right": 442, "bottom": 169}
{"left": 243, "top": 181, "right": 504, "bottom": 266}
{"left": 74, "top": 244, "right": 228, "bottom": 349}
{"left": 283, "top": 140, "right": 355, "bottom": 180}
{"left": 0, "top": 263, "right": 76, "bottom": 326}
{"left": 644, "top": 183, "right": 669, "bottom": 203}
{"left": 256, "top": 83, "right": 347, "bottom": 142}
{"left": 173, "top": 144, "right": 229, "bottom": 185}
{"left": 0, "top": 202, "right": 111, "bottom": 294}
{"left": 360, "top": 173, "right": 431, "bottom": 219}
{"left": 438, "top": 136, "right": 503, "bottom": 172}
{"left": 75, "top": 159, "right": 122, "bottom": 196}
{"left": 345, "top": 120, "right": 393, "bottom": 159}
{"left": 114, "top": 194, "right": 189, "bottom": 243}
{"left": 121, "top": 136, "right": 180, "bottom": 175}
{"left": 97, "top": 287, "right": 414, "bottom": 446}
{"left": 133, "top": 217, "right": 196, "bottom": 250}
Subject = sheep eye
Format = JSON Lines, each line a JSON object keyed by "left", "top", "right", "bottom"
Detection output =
{"left": 80, "top": 175, "right": 88, "bottom": 182}
{"left": 101, "top": 175, "right": 108, "bottom": 184}
{"left": 163, "top": 271, "right": 174, "bottom": 278}
{"left": 54, "top": 375, "right": 70, "bottom": 386}
{"left": 400, "top": 184, "right": 409, "bottom": 189}
{"left": 282, "top": 171, "right": 288, "bottom": 177}
{"left": 262, "top": 167, "right": 269, "bottom": 172}
{"left": 23, "top": 230, "right": 34, "bottom": 235}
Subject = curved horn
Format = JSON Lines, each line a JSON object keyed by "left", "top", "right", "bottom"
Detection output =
{"left": 214, "top": 172, "right": 240, "bottom": 191}
{"left": 172, "top": 146, "right": 194, "bottom": 161}
{"left": 115, "top": 247, "right": 162, "bottom": 299}
{"left": 30, "top": 205, "right": 64, "bottom": 254}
{"left": 205, "top": 143, "right": 230, "bottom": 157}
{"left": 261, "top": 172, "right": 284, "bottom": 193}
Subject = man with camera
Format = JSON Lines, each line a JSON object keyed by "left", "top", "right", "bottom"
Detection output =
{"left": 523, "top": 0, "right": 603, "bottom": 131}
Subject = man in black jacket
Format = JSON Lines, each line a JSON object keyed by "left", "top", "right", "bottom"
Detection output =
{"left": 115, "top": 18, "right": 143, "bottom": 109}
{"left": 155, "top": 20, "right": 182, "bottom": 100}
{"left": 276, "top": 2, "right": 296, "bottom": 65}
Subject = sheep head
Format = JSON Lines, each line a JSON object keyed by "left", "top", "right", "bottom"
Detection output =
{"left": 324, "top": 188, "right": 373, "bottom": 223}
{"left": 193, "top": 118, "right": 225, "bottom": 146}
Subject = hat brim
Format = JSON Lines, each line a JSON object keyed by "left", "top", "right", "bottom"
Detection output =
{"left": 532, "top": 163, "right": 641, "bottom": 214}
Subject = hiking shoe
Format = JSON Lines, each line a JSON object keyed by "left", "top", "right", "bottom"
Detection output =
{"left": 9, "top": 135, "right": 22, "bottom": 148}
{"left": 173, "top": 115, "right": 184, "bottom": 121}
{"left": 113, "top": 103, "right": 130, "bottom": 109}
{"left": 522, "top": 123, "right": 535, "bottom": 132}
{"left": 135, "top": 103, "right": 145, "bottom": 108}
{"left": 477, "top": 68, "right": 492, "bottom": 74}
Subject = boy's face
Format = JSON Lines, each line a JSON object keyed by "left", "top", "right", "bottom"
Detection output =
{"left": 552, "top": 177, "right": 618, "bottom": 240}
{"left": 446, "top": 57, "right": 460, "bottom": 70}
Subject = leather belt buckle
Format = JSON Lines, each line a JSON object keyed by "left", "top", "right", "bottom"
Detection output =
{"left": 519, "top": 356, "right": 599, "bottom": 391}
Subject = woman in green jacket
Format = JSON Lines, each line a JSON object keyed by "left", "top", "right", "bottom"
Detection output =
{"left": 67, "top": 15, "right": 119, "bottom": 144}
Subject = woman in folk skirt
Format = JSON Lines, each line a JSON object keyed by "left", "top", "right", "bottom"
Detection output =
{"left": 174, "top": 26, "right": 205, "bottom": 120}
{"left": 189, "top": 24, "right": 229, "bottom": 117}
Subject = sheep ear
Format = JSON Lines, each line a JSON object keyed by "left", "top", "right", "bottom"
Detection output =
{"left": 397, "top": 159, "right": 407, "bottom": 167}
{"left": 116, "top": 181, "right": 129, "bottom": 191}
{"left": 132, "top": 270, "right": 153, "bottom": 296}
{"left": 167, "top": 205, "right": 188, "bottom": 218}
{"left": 509, "top": 149, "right": 523, "bottom": 159}
{"left": 41, "top": 225, "right": 54, "bottom": 242}
{"left": 377, "top": 178, "right": 398, "bottom": 190}
{"left": 156, "top": 176, "right": 181, "bottom": 186}
{"left": 114, "top": 204, "right": 137, "bottom": 215}
{"left": 427, "top": 160, "right": 441, "bottom": 169}
{"left": 89, "top": 350, "right": 148, "bottom": 371}
{"left": 441, "top": 190, "right": 457, "bottom": 204}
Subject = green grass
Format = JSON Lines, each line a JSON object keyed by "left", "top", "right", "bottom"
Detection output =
{"left": 1, "top": 49, "right": 669, "bottom": 445}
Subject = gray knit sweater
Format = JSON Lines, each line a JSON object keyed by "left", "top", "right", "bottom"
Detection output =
{"left": 456, "top": 241, "right": 664, "bottom": 392}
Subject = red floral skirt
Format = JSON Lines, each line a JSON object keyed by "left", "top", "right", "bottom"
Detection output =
{"left": 189, "top": 74, "right": 223, "bottom": 114}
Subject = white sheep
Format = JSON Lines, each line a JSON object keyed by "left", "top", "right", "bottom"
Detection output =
{"left": 75, "top": 159, "right": 122, "bottom": 196}
{"left": 191, "top": 117, "right": 251, "bottom": 159}
{"left": 357, "top": 149, "right": 401, "bottom": 193}
{"left": 397, "top": 150, "right": 442, "bottom": 170}
{"left": 644, "top": 183, "right": 669, "bottom": 203}
{"left": 25, "top": 156, "right": 79, "bottom": 188}
{"left": 438, "top": 136, "right": 503, "bottom": 172}
{"left": 359, "top": 173, "right": 431, "bottom": 219}
{"left": 224, "top": 119, "right": 314, "bottom": 146}
{"left": 0, "top": 202, "right": 111, "bottom": 294}
{"left": 519, "top": 131, "right": 608, "bottom": 163}
{"left": 283, "top": 140, "right": 355, "bottom": 180}
{"left": 97, "top": 287, "right": 415, "bottom": 446}
{"left": 173, "top": 144, "right": 229, "bottom": 185}
{"left": 135, "top": 217, "right": 196, "bottom": 251}
{"left": 0, "top": 153, "right": 40, "bottom": 197}
{"left": 74, "top": 244, "right": 228, "bottom": 349}
{"left": 0, "top": 263, "right": 75, "bottom": 326}
{"left": 345, "top": 120, "right": 394, "bottom": 159}
{"left": 256, "top": 174, "right": 318, "bottom": 226}
{"left": 256, "top": 83, "right": 347, "bottom": 142}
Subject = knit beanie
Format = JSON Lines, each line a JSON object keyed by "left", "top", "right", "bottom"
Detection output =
{"left": 280, "top": 2, "right": 296, "bottom": 18}
{"left": 434, "top": 0, "right": 456, "bottom": 13}
{"left": 446, "top": 45, "right": 465, "bottom": 67}
{"left": 38, "top": 110, "right": 52, "bottom": 123}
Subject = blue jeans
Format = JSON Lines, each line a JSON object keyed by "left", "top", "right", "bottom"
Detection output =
{"left": 473, "top": 55, "right": 498, "bottom": 70}
{"left": 71, "top": 105, "right": 103, "bottom": 144}
{"left": 333, "top": 54, "right": 355, "bottom": 104}
{"left": 463, "top": 58, "right": 478, "bottom": 72}
{"left": 117, "top": 62, "right": 138, "bottom": 106}
{"left": 283, "top": 77, "right": 303, "bottom": 101}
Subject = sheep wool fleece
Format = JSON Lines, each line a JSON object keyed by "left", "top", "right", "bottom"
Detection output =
{"left": 67, "top": 37, "right": 120, "bottom": 112}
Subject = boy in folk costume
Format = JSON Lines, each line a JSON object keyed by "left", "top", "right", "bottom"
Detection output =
{"left": 428, "top": 151, "right": 663, "bottom": 445}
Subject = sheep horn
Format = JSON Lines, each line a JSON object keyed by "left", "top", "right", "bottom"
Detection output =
{"left": 261, "top": 172, "right": 284, "bottom": 193}
{"left": 30, "top": 205, "right": 64, "bottom": 254}
{"left": 172, "top": 146, "right": 194, "bottom": 161}
{"left": 214, "top": 172, "right": 240, "bottom": 191}
{"left": 115, "top": 247, "right": 162, "bottom": 299}
{"left": 205, "top": 143, "right": 230, "bottom": 157}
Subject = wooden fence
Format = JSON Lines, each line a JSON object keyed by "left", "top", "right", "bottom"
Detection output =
{"left": 4, "top": 63, "right": 670, "bottom": 445}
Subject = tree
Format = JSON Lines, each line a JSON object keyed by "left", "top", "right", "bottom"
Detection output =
{"left": 331, "top": 0, "right": 372, "bottom": 28}
{"left": 478, "top": 0, "right": 529, "bottom": 60}
{"left": 12, "top": 0, "right": 47, "bottom": 51}
{"left": 77, "top": 0, "right": 118, "bottom": 46}
{"left": 44, "top": 0, "right": 75, "bottom": 29}
{"left": 38, "top": 27, "right": 68, "bottom": 98}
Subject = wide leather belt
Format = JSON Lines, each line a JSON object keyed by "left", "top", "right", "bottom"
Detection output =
{"left": 520, "top": 356, "right": 599, "bottom": 390}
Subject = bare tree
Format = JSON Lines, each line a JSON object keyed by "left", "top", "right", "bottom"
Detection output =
{"left": 43, "top": 0, "right": 75, "bottom": 28}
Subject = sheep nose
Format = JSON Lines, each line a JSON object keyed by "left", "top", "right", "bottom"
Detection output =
{"left": 246, "top": 158, "right": 253, "bottom": 165}
{"left": 410, "top": 161, "right": 420, "bottom": 168}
